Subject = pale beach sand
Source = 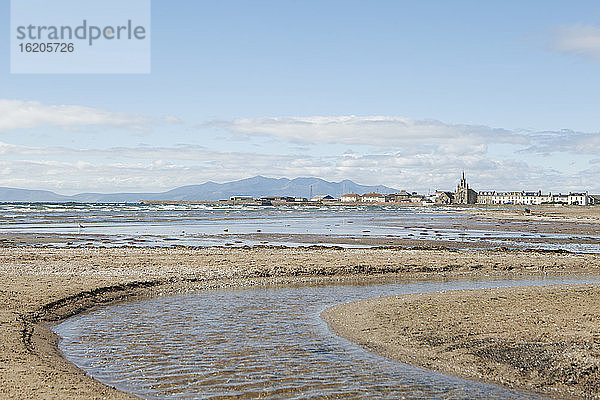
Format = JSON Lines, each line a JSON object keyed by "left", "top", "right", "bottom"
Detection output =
{"left": 323, "top": 284, "right": 600, "bottom": 399}
{"left": 1, "top": 245, "right": 599, "bottom": 399}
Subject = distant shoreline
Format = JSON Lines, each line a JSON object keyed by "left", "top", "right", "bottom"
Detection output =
{"left": 141, "top": 199, "right": 599, "bottom": 206}
{"left": 2, "top": 198, "right": 600, "bottom": 211}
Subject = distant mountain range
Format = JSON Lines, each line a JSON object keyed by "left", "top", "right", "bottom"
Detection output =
{"left": 0, "top": 176, "right": 400, "bottom": 203}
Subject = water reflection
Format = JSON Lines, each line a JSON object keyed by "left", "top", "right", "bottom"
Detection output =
{"left": 53, "top": 276, "right": 600, "bottom": 399}
{"left": 1, "top": 203, "right": 598, "bottom": 252}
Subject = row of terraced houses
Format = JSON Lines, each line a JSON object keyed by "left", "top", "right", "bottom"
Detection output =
{"left": 336, "top": 172, "right": 599, "bottom": 206}
{"left": 452, "top": 172, "right": 599, "bottom": 206}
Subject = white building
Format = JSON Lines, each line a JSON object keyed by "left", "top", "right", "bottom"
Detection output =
{"left": 361, "top": 193, "right": 386, "bottom": 202}
{"left": 477, "top": 191, "right": 591, "bottom": 205}
{"left": 340, "top": 193, "right": 361, "bottom": 202}
{"left": 567, "top": 193, "right": 590, "bottom": 205}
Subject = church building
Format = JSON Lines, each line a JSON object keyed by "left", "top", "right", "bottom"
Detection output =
{"left": 454, "top": 172, "right": 478, "bottom": 204}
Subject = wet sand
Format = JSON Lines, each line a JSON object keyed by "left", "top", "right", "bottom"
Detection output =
{"left": 458, "top": 204, "right": 600, "bottom": 229}
{"left": 323, "top": 284, "right": 600, "bottom": 399}
{"left": 2, "top": 205, "right": 599, "bottom": 251}
{"left": 1, "top": 246, "right": 599, "bottom": 399}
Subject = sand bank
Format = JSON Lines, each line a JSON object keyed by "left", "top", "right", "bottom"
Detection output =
{"left": 1, "top": 246, "right": 599, "bottom": 399}
{"left": 323, "top": 284, "right": 600, "bottom": 399}
{"left": 458, "top": 204, "right": 600, "bottom": 227}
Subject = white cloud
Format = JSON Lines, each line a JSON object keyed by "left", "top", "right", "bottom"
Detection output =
{"left": 552, "top": 25, "right": 600, "bottom": 61}
{"left": 210, "top": 116, "right": 528, "bottom": 148}
{"left": 523, "top": 130, "right": 600, "bottom": 155}
{"left": 1, "top": 109, "right": 599, "bottom": 193}
{"left": 213, "top": 115, "right": 600, "bottom": 158}
{"left": 0, "top": 99, "right": 155, "bottom": 132}
{"left": 0, "top": 141, "right": 596, "bottom": 194}
{"left": 162, "top": 115, "right": 183, "bottom": 123}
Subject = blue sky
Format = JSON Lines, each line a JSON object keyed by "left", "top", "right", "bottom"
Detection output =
{"left": 2, "top": 1, "right": 600, "bottom": 194}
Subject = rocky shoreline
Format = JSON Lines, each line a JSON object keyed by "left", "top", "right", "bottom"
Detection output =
{"left": 1, "top": 246, "right": 599, "bottom": 398}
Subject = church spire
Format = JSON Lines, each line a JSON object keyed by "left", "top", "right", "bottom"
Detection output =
{"left": 456, "top": 170, "right": 476, "bottom": 204}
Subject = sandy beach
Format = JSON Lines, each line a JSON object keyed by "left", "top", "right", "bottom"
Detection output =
{"left": 463, "top": 204, "right": 600, "bottom": 225}
{"left": 0, "top": 245, "right": 598, "bottom": 399}
{"left": 323, "top": 284, "right": 600, "bottom": 399}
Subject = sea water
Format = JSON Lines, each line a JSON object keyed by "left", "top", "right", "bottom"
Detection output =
{"left": 53, "top": 275, "right": 600, "bottom": 399}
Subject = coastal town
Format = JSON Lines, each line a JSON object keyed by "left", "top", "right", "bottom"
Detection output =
{"left": 230, "top": 172, "right": 600, "bottom": 206}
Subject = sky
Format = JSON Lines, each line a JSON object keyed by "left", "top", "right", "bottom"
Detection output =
{"left": 2, "top": 0, "right": 600, "bottom": 194}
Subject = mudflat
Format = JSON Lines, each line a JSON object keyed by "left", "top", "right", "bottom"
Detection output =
{"left": 323, "top": 284, "right": 600, "bottom": 399}
{"left": 2, "top": 246, "right": 599, "bottom": 399}
{"left": 2, "top": 205, "right": 600, "bottom": 250}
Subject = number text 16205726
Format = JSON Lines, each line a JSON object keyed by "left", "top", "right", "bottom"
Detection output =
{"left": 18, "top": 43, "right": 74, "bottom": 53}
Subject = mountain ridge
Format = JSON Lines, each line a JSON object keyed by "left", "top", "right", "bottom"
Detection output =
{"left": 0, "top": 176, "right": 400, "bottom": 203}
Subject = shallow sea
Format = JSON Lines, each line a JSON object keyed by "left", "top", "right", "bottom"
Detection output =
{"left": 1, "top": 203, "right": 598, "bottom": 252}
{"left": 53, "top": 276, "right": 600, "bottom": 399}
